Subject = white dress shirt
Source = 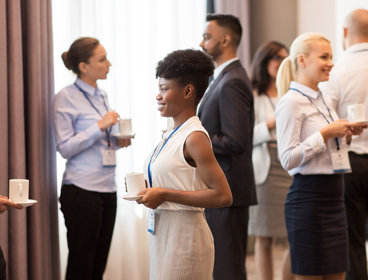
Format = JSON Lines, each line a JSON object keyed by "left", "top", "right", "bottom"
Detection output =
{"left": 213, "top": 57, "right": 239, "bottom": 80}
{"left": 323, "top": 43, "right": 368, "bottom": 155}
{"left": 275, "top": 81, "right": 343, "bottom": 176}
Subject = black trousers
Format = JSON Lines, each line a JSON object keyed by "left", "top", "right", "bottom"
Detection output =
{"left": 205, "top": 207, "right": 249, "bottom": 280}
{"left": 60, "top": 184, "right": 117, "bottom": 280}
{"left": 345, "top": 152, "right": 368, "bottom": 280}
{"left": 0, "top": 246, "right": 5, "bottom": 280}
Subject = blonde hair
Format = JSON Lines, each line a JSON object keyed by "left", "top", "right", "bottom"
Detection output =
{"left": 276, "top": 32, "right": 330, "bottom": 97}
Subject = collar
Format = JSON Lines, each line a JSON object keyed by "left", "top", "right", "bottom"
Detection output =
{"left": 290, "top": 81, "right": 319, "bottom": 99}
{"left": 345, "top": 42, "right": 368, "bottom": 55}
{"left": 75, "top": 78, "right": 100, "bottom": 97}
{"left": 213, "top": 57, "right": 239, "bottom": 80}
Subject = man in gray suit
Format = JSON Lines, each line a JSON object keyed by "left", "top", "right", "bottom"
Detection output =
{"left": 198, "top": 14, "right": 256, "bottom": 280}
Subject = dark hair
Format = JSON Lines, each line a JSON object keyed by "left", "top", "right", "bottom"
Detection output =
{"left": 206, "top": 14, "right": 242, "bottom": 47}
{"left": 251, "top": 41, "right": 288, "bottom": 95}
{"left": 61, "top": 37, "right": 100, "bottom": 76}
{"left": 156, "top": 49, "right": 214, "bottom": 104}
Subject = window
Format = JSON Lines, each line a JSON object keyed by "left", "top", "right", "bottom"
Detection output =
{"left": 52, "top": 1, "right": 206, "bottom": 278}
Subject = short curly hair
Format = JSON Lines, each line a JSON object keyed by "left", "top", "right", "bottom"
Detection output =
{"left": 156, "top": 49, "right": 214, "bottom": 104}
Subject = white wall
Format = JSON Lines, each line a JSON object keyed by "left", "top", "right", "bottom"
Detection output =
{"left": 297, "top": 0, "right": 337, "bottom": 55}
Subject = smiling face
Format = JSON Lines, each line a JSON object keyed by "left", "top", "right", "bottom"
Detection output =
{"left": 79, "top": 44, "right": 111, "bottom": 82}
{"left": 298, "top": 40, "right": 334, "bottom": 88}
{"left": 156, "top": 78, "right": 187, "bottom": 117}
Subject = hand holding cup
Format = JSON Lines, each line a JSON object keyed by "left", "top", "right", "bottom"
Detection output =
{"left": 124, "top": 172, "right": 147, "bottom": 200}
{"left": 98, "top": 111, "right": 120, "bottom": 131}
{"left": 0, "top": 195, "right": 22, "bottom": 213}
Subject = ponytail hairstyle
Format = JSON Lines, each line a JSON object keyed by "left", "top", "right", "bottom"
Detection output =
{"left": 61, "top": 37, "right": 100, "bottom": 76}
{"left": 276, "top": 32, "right": 330, "bottom": 97}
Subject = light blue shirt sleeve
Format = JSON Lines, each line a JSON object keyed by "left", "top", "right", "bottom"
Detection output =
{"left": 53, "top": 90, "right": 104, "bottom": 159}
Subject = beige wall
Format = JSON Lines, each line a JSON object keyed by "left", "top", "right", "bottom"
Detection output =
{"left": 250, "top": 0, "right": 368, "bottom": 61}
{"left": 250, "top": 0, "right": 297, "bottom": 57}
{"left": 297, "top": 0, "right": 337, "bottom": 56}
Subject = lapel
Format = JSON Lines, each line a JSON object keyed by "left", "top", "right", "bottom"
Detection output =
{"left": 198, "top": 60, "right": 241, "bottom": 116}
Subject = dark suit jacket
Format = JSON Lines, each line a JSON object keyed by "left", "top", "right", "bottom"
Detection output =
{"left": 198, "top": 60, "right": 257, "bottom": 207}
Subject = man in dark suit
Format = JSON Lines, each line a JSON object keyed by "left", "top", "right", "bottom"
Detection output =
{"left": 198, "top": 14, "right": 256, "bottom": 280}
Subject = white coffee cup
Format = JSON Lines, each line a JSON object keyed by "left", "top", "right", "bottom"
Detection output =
{"left": 125, "top": 172, "right": 146, "bottom": 195}
{"left": 9, "top": 179, "right": 29, "bottom": 203}
{"left": 119, "top": 119, "right": 132, "bottom": 135}
{"left": 347, "top": 104, "right": 366, "bottom": 123}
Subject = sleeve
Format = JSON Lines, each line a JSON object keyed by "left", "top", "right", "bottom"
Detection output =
{"left": 211, "top": 77, "right": 253, "bottom": 156}
{"left": 275, "top": 95, "right": 326, "bottom": 171}
{"left": 253, "top": 121, "right": 271, "bottom": 146}
{"left": 53, "top": 93, "right": 104, "bottom": 159}
{"left": 253, "top": 96, "right": 271, "bottom": 146}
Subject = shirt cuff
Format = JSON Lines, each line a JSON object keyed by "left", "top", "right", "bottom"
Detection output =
{"left": 86, "top": 122, "right": 104, "bottom": 139}
{"left": 254, "top": 121, "right": 272, "bottom": 144}
{"left": 306, "top": 131, "right": 327, "bottom": 153}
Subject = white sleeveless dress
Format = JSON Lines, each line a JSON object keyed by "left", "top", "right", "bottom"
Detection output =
{"left": 144, "top": 116, "right": 214, "bottom": 280}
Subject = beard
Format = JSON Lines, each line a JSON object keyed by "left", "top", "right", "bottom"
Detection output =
{"left": 202, "top": 41, "right": 222, "bottom": 61}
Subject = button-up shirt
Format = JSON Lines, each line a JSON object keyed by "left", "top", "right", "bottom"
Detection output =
{"left": 323, "top": 43, "right": 368, "bottom": 155}
{"left": 53, "top": 78, "right": 117, "bottom": 192}
{"left": 275, "top": 81, "right": 341, "bottom": 176}
{"left": 213, "top": 57, "right": 239, "bottom": 80}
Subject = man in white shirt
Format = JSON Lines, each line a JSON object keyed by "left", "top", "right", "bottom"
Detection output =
{"left": 324, "top": 9, "right": 368, "bottom": 280}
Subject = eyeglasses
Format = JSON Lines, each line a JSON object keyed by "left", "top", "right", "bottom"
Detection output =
{"left": 271, "top": 54, "right": 287, "bottom": 61}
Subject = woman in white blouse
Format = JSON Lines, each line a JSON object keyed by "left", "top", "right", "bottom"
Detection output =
{"left": 137, "top": 49, "right": 232, "bottom": 280}
{"left": 249, "top": 41, "right": 294, "bottom": 280}
{"left": 275, "top": 33, "right": 365, "bottom": 280}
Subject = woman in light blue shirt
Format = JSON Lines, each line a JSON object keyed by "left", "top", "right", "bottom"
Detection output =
{"left": 275, "top": 33, "right": 365, "bottom": 280}
{"left": 53, "top": 37, "right": 131, "bottom": 280}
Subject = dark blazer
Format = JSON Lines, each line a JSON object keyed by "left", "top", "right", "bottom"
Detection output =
{"left": 198, "top": 60, "right": 256, "bottom": 207}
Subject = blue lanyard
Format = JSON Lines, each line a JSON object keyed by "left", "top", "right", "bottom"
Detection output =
{"left": 290, "top": 87, "right": 340, "bottom": 150}
{"left": 74, "top": 83, "right": 112, "bottom": 147}
{"left": 147, "top": 123, "right": 183, "bottom": 188}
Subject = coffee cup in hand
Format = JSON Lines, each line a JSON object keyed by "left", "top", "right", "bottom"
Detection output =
{"left": 347, "top": 104, "right": 366, "bottom": 123}
{"left": 125, "top": 172, "right": 146, "bottom": 196}
{"left": 119, "top": 119, "right": 132, "bottom": 136}
{"left": 9, "top": 179, "right": 29, "bottom": 203}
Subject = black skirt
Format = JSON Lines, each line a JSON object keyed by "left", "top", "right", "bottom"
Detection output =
{"left": 285, "top": 173, "right": 348, "bottom": 275}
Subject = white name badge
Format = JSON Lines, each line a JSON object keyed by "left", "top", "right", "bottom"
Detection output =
{"left": 147, "top": 210, "right": 155, "bottom": 235}
{"left": 328, "top": 138, "right": 351, "bottom": 173}
{"left": 102, "top": 149, "right": 116, "bottom": 166}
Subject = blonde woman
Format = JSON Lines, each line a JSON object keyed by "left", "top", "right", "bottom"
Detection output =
{"left": 275, "top": 33, "right": 365, "bottom": 280}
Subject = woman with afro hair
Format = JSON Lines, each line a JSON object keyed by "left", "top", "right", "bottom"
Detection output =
{"left": 137, "top": 49, "right": 233, "bottom": 280}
